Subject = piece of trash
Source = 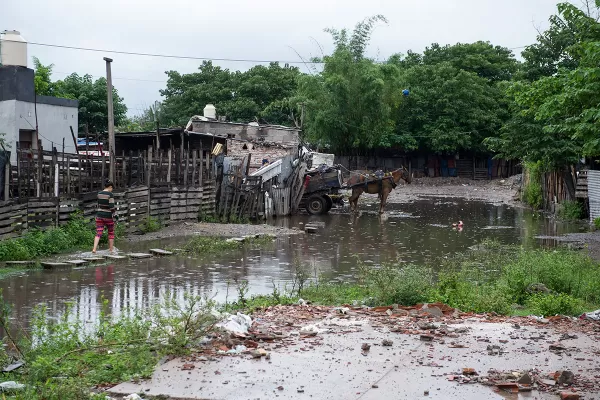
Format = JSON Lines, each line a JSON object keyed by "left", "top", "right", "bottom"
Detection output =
{"left": 300, "top": 324, "right": 322, "bottom": 336}
{"left": 462, "top": 368, "right": 477, "bottom": 376}
{"left": 226, "top": 345, "right": 248, "bottom": 354}
{"left": 251, "top": 348, "right": 269, "bottom": 359}
{"left": 216, "top": 312, "right": 252, "bottom": 336}
{"left": 334, "top": 307, "right": 350, "bottom": 314}
{"left": 381, "top": 339, "right": 393, "bottom": 347}
{"left": 496, "top": 383, "right": 519, "bottom": 393}
{"left": 580, "top": 309, "right": 600, "bottom": 321}
{"left": 0, "top": 381, "right": 26, "bottom": 392}
{"left": 2, "top": 362, "right": 24, "bottom": 373}
{"left": 420, "top": 334, "right": 434, "bottom": 342}
{"left": 124, "top": 394, "right": 143, "bottom": 400}
{"left": 298, "top": 298, "right": 307, "bottom": 306}
{"left": 181, "top": 363, "right": 195, "bottom": 370}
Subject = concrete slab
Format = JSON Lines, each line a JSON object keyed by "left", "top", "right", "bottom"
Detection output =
{"left": 66, "top": 260, "right": 88, "bottom": 266}
{"left": 40, "top": 262, "right": 69, "bottom": 269}
{"left": 82, "top": 257, "right": 105, "bottom": 262}
{"left": 149, "top": 248, "right": 174, "bottom": 256}
{"left": 127, "top": 253, "right": 153, "bottom": 259}
{"left": 4, "top": 260, "right": 35, "bottom": 266}
{"left": 104, "top": 254, "right": 127, "bottom": 260}
{"left": 109, "top": 317, "right": 598, "bottom": 400}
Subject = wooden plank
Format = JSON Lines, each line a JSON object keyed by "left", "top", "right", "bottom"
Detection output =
{"left": 149, "top": 248, "right": 173, "bottom": 256}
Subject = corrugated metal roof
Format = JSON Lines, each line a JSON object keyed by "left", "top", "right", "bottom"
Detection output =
{"left": 587, "top": 170, "right": 600, "bottom": 222}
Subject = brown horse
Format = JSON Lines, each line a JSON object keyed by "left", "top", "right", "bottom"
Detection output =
{"left": 348, "top": 167, "right": 411, "bottom": 214}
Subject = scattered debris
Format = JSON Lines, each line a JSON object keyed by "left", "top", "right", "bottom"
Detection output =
{"left": 0, "top": 381, "right": 26, "bottom": 392}
{"left": 381, "top": 339, "right": 393, "bottom": 347}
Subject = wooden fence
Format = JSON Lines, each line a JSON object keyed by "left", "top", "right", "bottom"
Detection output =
{"left": 6, "top": 143, "right": 214, "bottom": 200}
{"left": 0, "top": 184, "right": 217, "bottom": 240}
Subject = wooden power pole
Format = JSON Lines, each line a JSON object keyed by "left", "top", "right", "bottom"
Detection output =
{"left": 104, "top": 57, "right": 116, "bottom": 184}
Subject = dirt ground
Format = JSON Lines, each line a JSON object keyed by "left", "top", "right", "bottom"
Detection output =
{"left": 123, "top": 221, "right": 302, "bottom": 242}
{"left": 109, "top": 303, "right": 600, "bottom": 400}
{"left": 343, "top": 176, "right": 521, "bottom": 205}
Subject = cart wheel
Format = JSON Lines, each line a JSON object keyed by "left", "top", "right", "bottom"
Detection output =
{"left": 324, "top": 195, "right": 333, "bottom": 213}
{"left": 306, "top": 195, "right": 326, "bottom": 215}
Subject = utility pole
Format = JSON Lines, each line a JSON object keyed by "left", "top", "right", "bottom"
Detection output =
{"left": 104, "top": 57, "right": 115, "bottom": 183}
{"left": 154, "top": 100, "right": 160, "bottom": 151}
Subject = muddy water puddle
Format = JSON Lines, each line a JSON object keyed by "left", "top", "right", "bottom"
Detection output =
{"left": 0, "top": 197, "right": 588, "bottom": 327}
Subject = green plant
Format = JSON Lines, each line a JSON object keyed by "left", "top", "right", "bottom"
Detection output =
{"left": 140, "top": 216, "right": 161, "bottom": 234}
{"left": 358, "top": 262, "right": 432, "bottom": 306}
{"left": 523, "top": 162, "right": 543, "bottom": 209}
{"left": 526, "top": 293, "right": 585, "bottom": 316}
{"left": 594, "top": 217, "right": 600, "bottom": 229}
{"left": 558, "top": 200, "right": 583, "bottom": 220}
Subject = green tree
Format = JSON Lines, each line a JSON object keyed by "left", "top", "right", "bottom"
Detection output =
{"left": 32, "top": 57, "right": 55, "bottom": 96}
{"left": 300, "top": 15, "right": 397, "bottom": 153}
{"left": 54, "top": 74, "right": 128, "bottom": 135}
{"left": 395, "top": 63, "right": 507, "bottom": 153}
{"left": 520, "top": 0, "right": 599, "bottom": 81}
{"left": 487, "top": 1, "right": 600, "bottom": 166}
{"left": 422, "top": 41, "right": 519, "bottom": 82}
{"left": 160, "top": 62, "right": 300, "bottom": 126}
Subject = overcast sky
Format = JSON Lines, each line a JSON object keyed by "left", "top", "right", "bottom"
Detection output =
{"left": 2, "top": 0, "right": 565, "bottom": 116}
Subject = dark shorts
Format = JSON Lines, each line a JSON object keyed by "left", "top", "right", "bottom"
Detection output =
{"left": 95, "top": 217, "right": 115, "bottom": 240}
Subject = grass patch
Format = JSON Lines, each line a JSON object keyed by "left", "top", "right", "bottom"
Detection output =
{"left": 523, "top": 161, "right": 543, "bottom": 209}
{"left": 558, "top": 200, "right": 584, "bottom": 220}
{"left": 140, "top": 215, "right": 161, "bottom": 234}
{"left": 0, "top": 213, "right": 126, "bottom": 263}
{"left": 223, "top": 240, "right": 600, "bottom": 318}
{"left": 0, "top": 290, "right": 218, "bottom": 400}
{"left": 182, "top": 235, "right": 275, "bottom": 255}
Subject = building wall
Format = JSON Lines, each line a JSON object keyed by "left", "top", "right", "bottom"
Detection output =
{"left": 191, "top": 120, "right": 300, "bottom": 146}
{"left": 227, "top": 140, "right": 295, "bottom": 172}
{"left": 15, "top": 100, "right": 78, "bottom": 154}
{"left": 0, "top": 100, "right": 17, "bottom": 158}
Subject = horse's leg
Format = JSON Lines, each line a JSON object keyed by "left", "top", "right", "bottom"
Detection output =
{"left": 379, "top": 187, "right": 390, "bottom": 214}
{"left": 349, "top": 188, "right": 360, "bottom": 213}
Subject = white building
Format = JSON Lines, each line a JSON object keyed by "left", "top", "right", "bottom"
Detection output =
{"left": 0, "top": 31, "right": 78, "bottom": 163}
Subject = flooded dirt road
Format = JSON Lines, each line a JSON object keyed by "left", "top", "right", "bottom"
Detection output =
{"left": 0, "top": 198, "right": 588, "bottom": 328}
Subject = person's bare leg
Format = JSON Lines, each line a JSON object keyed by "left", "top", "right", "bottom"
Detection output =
{"left": 108, "top": 239, "right": 114, "bottom": 253}
{"left": 92, "top": 236, "right": 100, "bottom": 253}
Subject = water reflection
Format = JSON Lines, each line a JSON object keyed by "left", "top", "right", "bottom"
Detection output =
{"left": 1, "top": 198, "right": 587, "bottom": 330}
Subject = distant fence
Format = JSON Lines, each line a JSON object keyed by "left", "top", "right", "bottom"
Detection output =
{"left": 6, "top": 143, "right": 214, "bottom": 200}
{"left": 0, "top": 143, "right": 217, "bottom": 240}
{"left": 0, "top": 184, "right": 216, "bottom": 240}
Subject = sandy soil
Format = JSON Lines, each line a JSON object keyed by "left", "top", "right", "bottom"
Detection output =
{"left": 123, "top": 221, "right": 302, "bottom": 242}
{"left": 343, "top": 177, "right": 521, "bottom": 205}
{"left": 109, "top": 303, "right": 600, "bottom": 400}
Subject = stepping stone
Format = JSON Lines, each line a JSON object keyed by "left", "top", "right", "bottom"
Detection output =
{"left": 128, "top": 253, "right": 153, "bottom": 259}
{"left": 149, "top": 248, "right": 173, "bottom": 256}
{"left": 66, "top": 260, "right": 88, "bottom": 266}
{"left": 82, "top": 257, "right": 105, "bottom": 262}
{"left": 305, "top": 225, "right": 318, "bottom": 234}
{"left": 4, "top": 260, "right": 36, "bottom": 266}
{"left": 105, "top": 254, "right": 127, "bottom": 260}
{"left": 40, "top": 262, "right": 69, "bottom": 269}
{"left": 226, "top": 237, "right": 245, "bottom": 243}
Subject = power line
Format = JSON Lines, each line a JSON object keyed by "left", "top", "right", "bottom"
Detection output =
{"left": 5, "top": 39, "right": 532, "bottom": 66}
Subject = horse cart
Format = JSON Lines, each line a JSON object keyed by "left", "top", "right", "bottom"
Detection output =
{"left": 300, "top": 165, "right": 344, "bottom": 215}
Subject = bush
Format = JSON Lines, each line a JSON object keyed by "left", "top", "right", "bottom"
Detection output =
{"left": 594, "top": 216, "right": 600, "bottom": 229}
{"left": 359, "top": 263, "right": 432, "bottom": 306}
{"left": 140, "top": 216, "right": 161, "bottom": 234}
{"left": 558, "top": 200, "right": 583, "bottom": 220}
{"left": 526, "top": 293, "right": 585, "bottom": 316}
{"left": 523, "top": 162, "right": 543, "bottom": 209}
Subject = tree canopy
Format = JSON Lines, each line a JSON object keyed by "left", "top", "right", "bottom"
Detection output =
{"left": 33, "top": 60, "right": 128, "bottom": 135}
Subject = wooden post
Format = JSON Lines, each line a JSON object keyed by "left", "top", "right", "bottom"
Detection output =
{"left": 147, "top": 145, "right": 152, "bottom": 217}
{"left": 167, "top": 147, "right": 172, "bottom": 183}
{"left": 77, "top": 153, "right": 82, "bottom": 195}
{"left": 179, "top": 130, "right": 184, "bottom": 185}
{"left": 16, "top": 142, "right": 22, "bottom": 198}
{"left": 192, "top": 150, "right": 197, "bottom": 186}
{"left": 4, "top": 156, "right": 9, "bottom": 201}
{"left": 184, "top": 146, "right": 189, "bottom": 187}
{"left": 66, "top": 155, "right": 71, "bottom": 195}
{"left": 199, "top": 146, "right": 203, "bottom": 187}
{"left": 122, "top": 150, "right": 126, "bottom": 188}
{"left": 36, "top": 140, "right": 42, "bottom": 197}
{"left": 472, "top": 156, "right": 476, "bottom": 180}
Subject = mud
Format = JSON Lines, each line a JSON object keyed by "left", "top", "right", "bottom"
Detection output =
{"left": 343, "top": 177, "right": 520, "bottom": 206}
{"left": 123, "top": 221, "right": 302, "bottom": 242}
{"left": 109, "top": 304, "right": 600, "bottom": 400}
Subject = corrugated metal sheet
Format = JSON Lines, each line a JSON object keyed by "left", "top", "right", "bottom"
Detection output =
{"left": 587, "top": 170, "right": 600, "bottom": 222}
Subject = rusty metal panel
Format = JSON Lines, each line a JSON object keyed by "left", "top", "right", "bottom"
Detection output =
{"left": 587, "top": 170, "right": 600, "bottom": 222}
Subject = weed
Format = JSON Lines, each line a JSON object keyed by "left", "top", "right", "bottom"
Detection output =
{"left": 558, "top": 200, "right": 583, "bottom": 220}
{"left": 182, "top": 235, "right": 274, "bottom": 255}
{"left": 526, "top": 293, "right": 585, "bottom": 316}
{"left": 140, "top": 215, "right": 161, "bottom": 234}
{"left": 523, "top": 161, "right": 543, "bottom": 209}
{"left": 595, "top": 217, "right": 600, "bottom": 229}
{"left": 358, "top": 262, "right": 432, "bottom": 306}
